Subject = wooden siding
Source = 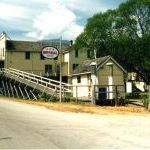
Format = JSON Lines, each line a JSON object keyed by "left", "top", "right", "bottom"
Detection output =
{"left": 7, "top": 51, "right": 68, "bottom": 76}
{"left": 97, "top": 60, "right": 124, "bottom": 86}
{"left": 69, "top": 49, "right": 90, "bottom": 75}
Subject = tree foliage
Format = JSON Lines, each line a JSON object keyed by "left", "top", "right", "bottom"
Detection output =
{"left": 74, "top": 0, "right": 150, "bottom": 84}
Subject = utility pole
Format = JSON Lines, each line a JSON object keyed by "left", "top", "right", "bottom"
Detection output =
{"left": 59, "top": 36, "right": 62, "bottom": 103}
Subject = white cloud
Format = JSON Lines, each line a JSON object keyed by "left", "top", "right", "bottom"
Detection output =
{"left": 0, "top": 3, "right": 28, "bottom": 20}
{"left": 0, "top": 0, "right": 116, "bottom": 40}
{"left": 26, "top": 0, "right": 83, "bottom": 40}
{"left": 63, "top": 23, "right": 83, "bottom": 40}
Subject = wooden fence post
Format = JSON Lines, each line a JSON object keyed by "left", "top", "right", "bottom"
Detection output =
{"left": 75, "top": 86, "right": 78, "bottom": 103}
{"left": 115, "top": 86, "right": 118, "bottom": 106}
{"left": 91, "top": 85, "right": 96, "bottom": 105}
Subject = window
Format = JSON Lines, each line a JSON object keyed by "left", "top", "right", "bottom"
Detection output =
{"left": 87, "top": 50, "right": 91, "bottom": 58}
{"left": 25, "top": 52, "right": 30, "bottom": 60}
{"left": 45, "top": 64, "right": 52, "bottom": 74}
{"left": 75, "top": 49, "right": 78, "bottom": 57}
{"left": 77, "top": 76, "right": 81, "bottom": 83}
{"left": 72, "top": 64, "right": 79, "bottom": 71}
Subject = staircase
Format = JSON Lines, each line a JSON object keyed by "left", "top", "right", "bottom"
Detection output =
{"left": 0, "top": 68, "right": 72, "bottom": 99}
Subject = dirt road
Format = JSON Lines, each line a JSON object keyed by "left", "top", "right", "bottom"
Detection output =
{"left": 0, "top": 98, "right": 150, "bottom": 149}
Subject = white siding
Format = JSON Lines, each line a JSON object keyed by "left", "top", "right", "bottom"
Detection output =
{"left": 72, "top": 75, "right": 92, "bottom": 99}
{"left": 0, "top": 34, "right": 6, "bottom": 61}
{"left": 64, "top": 53, "right": 69, "bottom": 62}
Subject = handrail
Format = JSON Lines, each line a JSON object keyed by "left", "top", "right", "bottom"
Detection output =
{"left": 1, "top": 68, "right": 72, "bottom": 93}
{"left": 8, "top": 68, "right": 71, "bottom": 87}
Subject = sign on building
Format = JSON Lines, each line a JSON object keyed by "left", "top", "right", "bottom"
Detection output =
{"left": 41, "top": 46, "right": 59, "bottom": 59}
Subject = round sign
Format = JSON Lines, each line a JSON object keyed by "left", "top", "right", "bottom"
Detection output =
{"left": 41, "top": 46, "right": 59, "bottom": 59}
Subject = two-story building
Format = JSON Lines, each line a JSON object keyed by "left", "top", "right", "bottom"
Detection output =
{"left": 0, "top": 32, "right": 91, "bottom": 83}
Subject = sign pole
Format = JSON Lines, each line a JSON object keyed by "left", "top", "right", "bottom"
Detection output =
{"left": 59, "top": 36, "right": 62, "bottom": 103}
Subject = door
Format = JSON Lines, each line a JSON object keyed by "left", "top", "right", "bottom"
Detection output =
{"left": 99, "top": 87, "right": 107, "bottom": 100}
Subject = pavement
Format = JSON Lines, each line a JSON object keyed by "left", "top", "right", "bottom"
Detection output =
{"left": 0, "top": 98, "right": 150, "bottom": 149}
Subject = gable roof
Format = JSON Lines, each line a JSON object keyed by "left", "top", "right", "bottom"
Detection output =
{"left": 72, "top": 55, "right": 126, "bottom": 75}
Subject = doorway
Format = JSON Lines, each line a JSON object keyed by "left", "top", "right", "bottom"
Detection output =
{"left": 99, "top": 87, "right": 107, "bottom": 100}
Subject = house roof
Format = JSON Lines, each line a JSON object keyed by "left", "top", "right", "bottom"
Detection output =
{"left": 72, "top": 55, "right": 126, "bottom": 75}
{"left": 6, "top": 40, "right": 70, "bottom": 52}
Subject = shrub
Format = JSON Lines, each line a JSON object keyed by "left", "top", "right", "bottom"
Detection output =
{"left": 141, "top": 93, "right": 149, "bottom": 109}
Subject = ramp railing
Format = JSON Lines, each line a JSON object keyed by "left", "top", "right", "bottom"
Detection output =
{"left": 1, "top": 68, "right": 72, "bottom": 97}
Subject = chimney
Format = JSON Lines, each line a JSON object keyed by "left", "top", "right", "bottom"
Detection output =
{"left": 70, "top": 40, "right": 73, "bottom": 46}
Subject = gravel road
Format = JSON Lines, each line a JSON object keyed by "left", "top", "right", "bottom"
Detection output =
{"left": 0, "top": 98, "right": 150, "bottom": 149}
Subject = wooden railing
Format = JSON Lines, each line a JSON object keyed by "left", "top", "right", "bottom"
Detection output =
{"left": 1, "top": 68, "right": 72, "bottom": 96}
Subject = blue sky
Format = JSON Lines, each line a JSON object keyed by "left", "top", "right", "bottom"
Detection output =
{"left": 0, "top": 0, "right": 126, "bottom": 41}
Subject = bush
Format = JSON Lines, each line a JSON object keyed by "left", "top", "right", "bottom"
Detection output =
{"left": 141, "top": 93, "right": 149, "bottom": 109}
{"left": 39, "top": 92, "right": 58, "bottom": 102}
{"left": 126, "top": 92, "right": 140, "bottom": 99}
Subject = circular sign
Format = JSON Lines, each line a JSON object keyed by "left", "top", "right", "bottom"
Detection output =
{"left": 41, "top": 46, "right": 59, "bottom": 59}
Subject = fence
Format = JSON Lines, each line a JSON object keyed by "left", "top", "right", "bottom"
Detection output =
{"left": 71, "top": 84, "right": 126, "bottom": 105}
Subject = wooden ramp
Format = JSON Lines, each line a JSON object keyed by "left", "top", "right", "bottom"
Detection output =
{"left": 0, "top": 68, "right": 72, "bottom": 99}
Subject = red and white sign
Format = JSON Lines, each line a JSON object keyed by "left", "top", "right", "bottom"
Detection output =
{"left": 41, "top": 46, "right": 59, "bottom": 59}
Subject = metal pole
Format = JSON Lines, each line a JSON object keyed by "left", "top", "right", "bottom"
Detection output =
{"left": 59, "top": 36, "right": 62, "bottom": 103}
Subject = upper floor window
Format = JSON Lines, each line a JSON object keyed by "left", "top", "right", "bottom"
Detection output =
{"left": 25, "top": 52, "right": 30, "bottom": 60}
{"left": 75, "top": 49, "right": 78, "bottom": 57}
{"left": 77, "top": 76, "right": 81, "bottom": 83}
{"left": 72, "top": 64, "right": 79, "bottom": 71}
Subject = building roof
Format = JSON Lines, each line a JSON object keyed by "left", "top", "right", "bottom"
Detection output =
{"left": 6, "top": 40, "right": 70, "bottom": 52}
{"left": 72, "top": 55, "right": 126, "bottom": 75}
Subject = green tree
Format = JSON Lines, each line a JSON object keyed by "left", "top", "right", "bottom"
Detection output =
{"left": 74, "top": 0, "right": 150, "bottom": 84}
